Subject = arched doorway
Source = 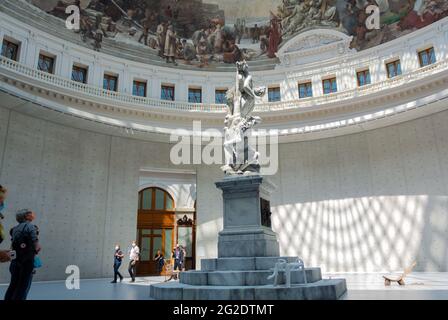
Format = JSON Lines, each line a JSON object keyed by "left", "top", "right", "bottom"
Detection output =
{"left": 136, "top": 187, "right": 175, "bottom": 276}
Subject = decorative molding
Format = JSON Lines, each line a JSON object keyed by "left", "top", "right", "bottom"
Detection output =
{"left": 177, "top": 215, "right": 194, "bottom": 226}
{"left": 276, "top": 29, "right": 355, "bottom": 69}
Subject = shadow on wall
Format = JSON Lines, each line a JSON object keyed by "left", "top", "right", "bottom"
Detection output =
{"left": 272, "top": 195, "right": 448, "bottom": 273}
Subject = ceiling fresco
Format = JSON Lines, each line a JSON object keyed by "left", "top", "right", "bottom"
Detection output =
{"left": 31, "top": 0, "right": 448, "bottom": 69}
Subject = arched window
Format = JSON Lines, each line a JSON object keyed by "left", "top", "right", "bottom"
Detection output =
{"left": 138, "top": 187, "right": 175, "bottom": 211}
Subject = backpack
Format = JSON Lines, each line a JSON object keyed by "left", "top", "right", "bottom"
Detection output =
{"left": 11, "top": 223, "right": 35, "bottom": 261}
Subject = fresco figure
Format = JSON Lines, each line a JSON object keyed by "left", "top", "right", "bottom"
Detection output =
{"left": 138, "top": 10, "right": 151, "bottom": 46}
{"left": 197, "top": 37, "right": 209, "bottom": 68}
{"left": 35, "top": 0, "right": 448, "bottom": 69}
{"left": 164, "top": 24, "right": 178, "bottom": 65}
{"left": 282, "top": 1, "right": 307, "bottom": 36}
{"left": 156, "top": 21, "right": 167, "bottom": 57}
{"left": 214, "top": 24, "right": 224, "bottom": 54}
{"left": 267, "top": 17, "right": 281, "bottom": 59}
{"left": 399, "top": 0, "right": 445, "bottom": 30}
{"left": 180, "top": 39, "right": 197, "bottom": 64}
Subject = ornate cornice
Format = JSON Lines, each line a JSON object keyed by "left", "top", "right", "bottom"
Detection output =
{"left": 276, "top": 29, "right": 355, "bottom": 69}
{"left": 2, "top": 57, "right": 448, "bottom": 144}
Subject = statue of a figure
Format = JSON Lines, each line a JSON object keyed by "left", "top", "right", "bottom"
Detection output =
{"left": 221, "top": 61, "right": 266, "bottom": 175}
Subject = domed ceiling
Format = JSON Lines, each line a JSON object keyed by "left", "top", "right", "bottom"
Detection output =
{"left": 31, "top": 0, "right": 448, "bottom": 70}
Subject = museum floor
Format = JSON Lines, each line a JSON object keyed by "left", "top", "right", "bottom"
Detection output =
{"left": 1, "top": 273, "right": 448, "bottom": 300}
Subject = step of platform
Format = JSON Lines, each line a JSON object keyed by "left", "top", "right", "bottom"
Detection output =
{"left": 150, "top": 279, "right": 347, "bottom": 300}
{"left": 201, "top": 256, "right": 300, "bottom": 271}
{"left": 180, "top": 268, "right": 322, "bottom": 286}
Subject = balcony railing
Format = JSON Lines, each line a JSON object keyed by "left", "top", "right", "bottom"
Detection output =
{"left": 1, "top": 56, "right": 448, "bottom": 114}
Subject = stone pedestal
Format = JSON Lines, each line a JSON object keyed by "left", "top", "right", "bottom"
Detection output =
{"left": 216, "top": 175, "right": 279, "bottom": 257}
{"left": 150, "top": 175, "right": 347, "bottom": 300}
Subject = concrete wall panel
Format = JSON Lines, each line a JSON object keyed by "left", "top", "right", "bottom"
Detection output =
{"left": 2, "top": 104, "right": 448, "bottom": 282}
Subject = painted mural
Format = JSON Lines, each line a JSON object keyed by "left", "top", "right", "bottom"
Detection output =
{"left": 32, "top": 0, "right": 448, "bottom": 69}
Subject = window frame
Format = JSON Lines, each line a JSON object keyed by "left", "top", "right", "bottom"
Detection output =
{"left": 386, "top": 59, "right": 402, "bottom": 78}
{"left": 215, "top": 89, "right": 228, "bottom": 104}
{"left": 103, "top": 73, "right": 119, "bottom": 92}
{"left": 161, "top": 84, "right": 175, "bottom": 101}
{"left": 322, "top": 77, "right": 338, "bottom": 95}
{"left": 138, "top": 187, "right": 175, "bottom": 212}
{"left": 356, "top": 69, "right": 371, "bottom": 87}
{"left": 298, "top": 82, "right": 313, "bottom": 99}
{"left": 37, "top": 53, "right": 55, "bottom": 74}
{"left": 71, "top": 65, "right": 88, "bottom": 84}
{"left": 1, "top": 39, "right": 20, "bottom": 61}
{"left": 418, "top": 47, "right": 436, "bottom": 67}
{"left": 188, "top": 87, "right": 202, "bottom": 104}
{"left": 268, "top": 86, "right": 281, "bottom": 102}
{"left": 133, "top": 80, "right": 147, "bottom": 97}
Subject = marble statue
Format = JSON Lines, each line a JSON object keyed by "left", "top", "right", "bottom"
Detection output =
{"left": 267, "top": 258, "right": 307, "bottom": 288}
{"left": 221, "top": 61, "right": 266, "bottom": 175}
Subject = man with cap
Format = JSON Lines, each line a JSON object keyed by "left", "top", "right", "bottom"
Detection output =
{"left": 4, "top": 209, "right": 41, "bottom": 300}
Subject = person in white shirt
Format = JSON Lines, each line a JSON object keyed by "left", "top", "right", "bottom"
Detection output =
{"left": 128, "top": 240, "right": 140, "bottom": 282}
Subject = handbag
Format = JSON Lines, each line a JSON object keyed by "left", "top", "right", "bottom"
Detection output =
{"left": 34, "top": 255, "right": 42, "bottom": 269}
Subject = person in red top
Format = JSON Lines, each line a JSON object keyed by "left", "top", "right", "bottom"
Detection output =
{"left": 267, "top": 15, "right": 281, "bottom": 59}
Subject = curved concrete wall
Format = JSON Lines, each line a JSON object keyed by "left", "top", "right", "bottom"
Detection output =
{"left": 1, "top": 103, "right": 448, "bottom": 282}
{"left": 0, "top": 105, "right": 191, "bottom": 282}
{"left": 197, "top": 107, "right": 448, "bottom": 273}
{"left": 271, "top": 110, "right": 448, "bottom": 273}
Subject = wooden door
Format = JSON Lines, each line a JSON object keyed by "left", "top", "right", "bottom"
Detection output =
{"left": 137, "top": 228, "right": 173, "bottom": 275}
{"left": 136, "top": 187, "right": 176, "bottom": 276}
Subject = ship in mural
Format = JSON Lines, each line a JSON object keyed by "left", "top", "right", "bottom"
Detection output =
{"left": 31, "top": 0, "right": 448, "bottom": 69}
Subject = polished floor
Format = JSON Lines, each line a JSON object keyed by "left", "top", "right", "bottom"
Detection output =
{"left": 328, "top": 272, "right": 448, "bottom": 300}
{"left": 1, "top": 273, "right": 448, "bottom": 300}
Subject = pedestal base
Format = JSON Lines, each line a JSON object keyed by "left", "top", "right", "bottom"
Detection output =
{"left": 215, "top": 175, "right": 280, "bottom": 257}
{"left": 150, "top": 256, "right": 347, "bottom": 300}
{"left": 151, "top": 278, "right": 347, "bottom": 300}
{"left": 149, "top": 175, "right": 347, "bottom": 300}
{"left": 218, "top": 227, "right": 280, "bottom": 257}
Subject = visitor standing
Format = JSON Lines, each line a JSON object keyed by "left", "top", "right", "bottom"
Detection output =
{"left": 154, "top": 249, "right": 164, "bottom": 275}
{"left": 172, "top": 244, "right": 184, "bottom": 272}
{"left": 4, "top": 209, "right": 41, "bottom": 300}
{"left": 111, "top": 244, "right": 124, "bottom": 283}
{"left": 0, "top": 185, "right": 11, "bottom": 263}
{"left": 181, "top": 245, "right": 187, "bottom": 271}
{"left": 128, "top": 240, "right": 139, "bottom": 282}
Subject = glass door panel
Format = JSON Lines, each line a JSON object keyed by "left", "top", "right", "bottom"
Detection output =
{"left": 152, "top": 229, "right": 162, "bottom": 235}
{"left": 178, "top": 227, "right": 193, "bottom": 258}
{"left": 164, "top": 229, "right": 173, "bottom": 258}
{"left": 140, "top": 237, "right": 151, "bottom": 261}
{"left": 152, "top": 236, "right": 162, "bottom": 259}
{"left": 141, "top": 189, "right": 152, "bottom": 209}
{"left": 155, "top": 189, "right": 164, "bottom": 209}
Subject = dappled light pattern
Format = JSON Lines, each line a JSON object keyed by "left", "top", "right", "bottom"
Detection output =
{"left": 273, "top": 196, "right": 448, "bottom": 273}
